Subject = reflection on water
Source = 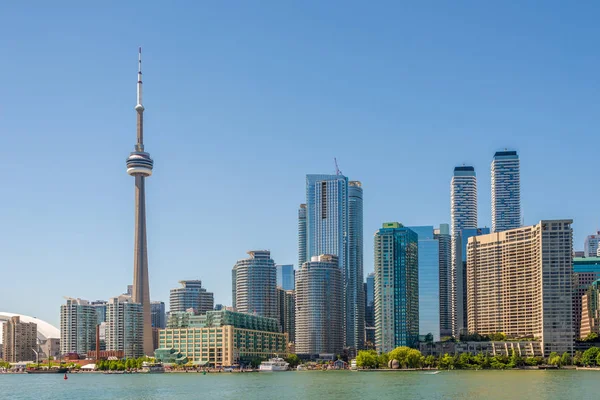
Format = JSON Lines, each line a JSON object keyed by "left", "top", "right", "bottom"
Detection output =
{"left": 1, "top": 370, "right": 599, "bottom": 400}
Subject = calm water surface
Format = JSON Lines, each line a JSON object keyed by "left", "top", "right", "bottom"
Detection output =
{"left": 1, "top": 370, "right": 599, "bottom": 400}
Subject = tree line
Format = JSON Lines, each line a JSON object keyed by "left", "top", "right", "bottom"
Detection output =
{"left": 356, "top": 346, "right": 600, "bottom": 369}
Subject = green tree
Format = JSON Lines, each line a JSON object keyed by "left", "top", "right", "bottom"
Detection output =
{"left": 573, "top": 351, "right": 583, "bottom": 366}
{"left": 582, "top": 347, "right": 600, "bottom": 367}
{"left": 377, "top": 352, "right": 389, "bottom": 368}
{"left": 387, "top": 347, "right": 411, "bottom": 368}
{"left": 457, "top": 353, "right": 471, "bottom": 369}
{"left": 548, "top": 355, "right": 561, "bottom": 366}
{"left": 406, "top": 349, "right": 422, "bottom": 368}
{"left": 285, "top": 354, "right": 301, "bottom": 369}
{"left": 583, "top": 332, "right": 599, "bottom": 342}
{"left": 439, "top": 354, "right": 455, "bottom": 370}
{"left": 488, "top": 332, "right": 507, "bottom": 341}
{"left": 490, "top": 355, "right": 507, "bottom": 370}
{"left": 356, "top": 350, "right": 378, "bottom": 369}
{"left": 424, "top": 355, "right": 436, "bottom": 368}
{"left": 560, "top": 352, "right": 571, "bottom": 367}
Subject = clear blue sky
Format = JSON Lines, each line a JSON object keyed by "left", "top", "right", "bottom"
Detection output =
{"left": 1, "top": 1, "right": 599, "bottom": 328}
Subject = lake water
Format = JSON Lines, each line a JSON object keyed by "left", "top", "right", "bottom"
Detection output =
{"left": 1, "top": 370, "right": 599, "bottom": 399}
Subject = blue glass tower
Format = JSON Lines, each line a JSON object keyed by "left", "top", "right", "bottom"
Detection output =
{"left": 407, "top": 226, "right": 440, "bottom": 341}
{"left": 374, "top": 223, "right": 419, "bottom": 353}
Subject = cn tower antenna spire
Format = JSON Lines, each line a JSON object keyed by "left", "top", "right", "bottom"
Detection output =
{"left": 135, "top": 47, "right": 144, "bottom": 151}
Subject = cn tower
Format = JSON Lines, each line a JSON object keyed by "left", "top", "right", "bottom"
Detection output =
{"left": 126, "top": 47, "right": 154, "bottom": 355}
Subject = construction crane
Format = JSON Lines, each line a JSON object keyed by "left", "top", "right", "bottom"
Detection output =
{"left": 334, "top": 157, "right": 343, "bottom": 176}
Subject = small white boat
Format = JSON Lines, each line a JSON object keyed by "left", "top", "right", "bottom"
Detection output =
{"left": 296, "top": 365, "right": 306, "bottom": 371}
{"left": 259, "top": 357, "right": 289, "bottom": 371}
{"left": 424, "top": 371, "right": 440, "bottom": 375}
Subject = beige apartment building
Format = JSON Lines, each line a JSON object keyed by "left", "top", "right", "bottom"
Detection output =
{"left": 467, "top": 220, "right": 573, "bottom": 356}
{"left": 2, "top": 316, "right": 37, "bottom": 362}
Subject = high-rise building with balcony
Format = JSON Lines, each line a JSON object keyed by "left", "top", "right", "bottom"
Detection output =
{"left": 467, "top": 220, "right": 573, "bottom": 356}
{"left": 232, "top": 251, "right": 278, "bottom": 320}
{"left": 169, "top": 280, "right": 214, "bottom": 315}
{"left": 295, "top": 255, "right": 343, "bottom": 355}
{"left": 450, "top": 166, "right": 477, "bottom": 337}
{"left": 491, "top": 150, "right": 521, "bottom": 232}
{"left": 151, "top": 301, "right": 166, "bottom": 329}
{"left": 374, "top": 223, "right": 419, "bottom": 353}
{"left": 60, "top": 297, "right": 97, "bottom": 357}
{"left": 276, "top": 264, "right": 295, "bottom": 291}
{"left": 106, "top": 295, "right": 143, "bottom": 359}
{"left": 2, "top": 316, "right": 37, "bottom": 362}
{"left": 435, "top": 224, "right": 452, "bottom": 338}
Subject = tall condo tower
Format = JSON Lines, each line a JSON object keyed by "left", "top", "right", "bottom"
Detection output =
{"left": 491, "top": 150, "right": 521, "bottom": 232}
{"left": 126, "top": 48, "right": 154, "bottom": 355}
{"left": 450, "top": 166, "right": 477, "bottom": 337}
{"left": 302, "top": 174, "right": 364, "bottom": 353}
{"left": 347, "top": 181, "right": 365, "bottom": 352}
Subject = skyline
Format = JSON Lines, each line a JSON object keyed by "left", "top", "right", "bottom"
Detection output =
{"left": 2, "top": 2, "right": 600, "bottom": 329}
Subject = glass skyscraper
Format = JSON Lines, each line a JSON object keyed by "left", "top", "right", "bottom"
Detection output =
{"left": 151, "top": 301, "right": 166, "bottom": 329}
{"left": 408, "top": 226, "right": 440, "bottom": 341}
{"left": 232, "top": 250, "right": 278, "bottom": 320}
{"left": 365, "top": 273, "right": 375, "bottom": 347}
{"left": 374, "top": 223, "right": 419, "bottom": 353}
{"left": 298, "top": 204, "right": 307, "bottom": 267}
{"left": 302, "top": 174, "right": 364, "bottom": 352}
{"left": 347, "top": 181, "right": 365, "bottom": 351}
{"left": 434, "top": 224, "right": 452, "bottom": 338}
{"left": 276, "top": 264, "right": 295, "bottom": 291}
{"left": 450, "top": 166, "right": 477, "bottom": 337}
{"left": 491, "top": 150, "right": 521, "bottom": 232}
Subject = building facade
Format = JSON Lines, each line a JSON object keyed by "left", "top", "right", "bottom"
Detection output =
{"left": 232, "top": 251, "right": 278, "bottom": 319}
{"left": 303, "top": 174, "right": 364, "bottom": 352}
{"left": 298, "top": 204, "right": 307, "bottom": 267}
{"left": 91, "top": 300, "right": 107, "bottom": 325}
{"left": 365, "top": 273, "right": 375, "bottom": 347}
{"left": 581, "top": 280, "right": 600, "bottom": 338}
{"left": 467, "top": 220, "right": 574, "bottom": 356}
{"left": 169, "top": 280, "right": 214, "bottom": 315}
{"left": 450, "top": 166, "right": 477, "bottom": 337}
{"left": 435, "top": 224, "right": 452, "bottom": 338}
{"left": 295, "top": 254, "right": 344, "bottom": 355}
{"left": 374, "top": 223, "right": 419, "bottom": 353}
{"left": 60, "top": 297, "right": 97, "bottom": 357}
{"left": 408, "top": 226, "right": 440, "bottom": 341}
{"left": 277, "top": 288, "right": 296, "bottom": 344}
{"left": 105, "top": 295, "right": 144, "bottom": 359}
{"left": 276, "top": 264, "right": 295, "bottom": 291}
{"left": 491, "top": 150, "right": 521, "bottom": 232}
{"left": 584, "top": 233, "right": 600, "bottom": 258}
{"left": 347, "top": 181, "right": 365, "bottom": 352}
{"left": 573, "top": 257, "right": 600, "bottom": 338}
{"left": 158, "top": 310, "right": 287, "bottom": 366}
{"left": 2, "top": 316, "right": 37, "bottom": 362}
{"left": 151, "top": 301, "right": 166, "bottom": 329}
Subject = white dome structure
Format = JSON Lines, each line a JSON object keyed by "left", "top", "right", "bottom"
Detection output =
{"left": 0, "top": 312, "right": 60, "bottom": 343}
